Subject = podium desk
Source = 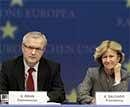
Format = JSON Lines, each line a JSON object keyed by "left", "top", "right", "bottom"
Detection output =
{"left": 0, "top": 105, "right": 130, "bottom": 107}
{"left": 62, "top": 105, "right": 130, "bottom": 107}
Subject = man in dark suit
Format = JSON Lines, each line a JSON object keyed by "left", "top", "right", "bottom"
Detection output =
{"left": 0, "top": 31, "right": 65, "bottom": 103}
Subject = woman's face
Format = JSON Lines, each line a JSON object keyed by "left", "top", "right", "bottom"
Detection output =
{"left": 101, "top": 48, "right": 120, "bottom": 71}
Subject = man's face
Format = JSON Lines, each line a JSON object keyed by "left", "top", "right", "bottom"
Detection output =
{"left": 22, "top": 37, "right": 45, "bottom": 67}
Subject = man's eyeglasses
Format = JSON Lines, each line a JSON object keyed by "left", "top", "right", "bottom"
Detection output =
{"left": 23, "top": 43, "right": 44, "bottom": 52}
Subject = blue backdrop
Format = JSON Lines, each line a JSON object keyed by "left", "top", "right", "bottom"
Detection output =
{"left": 0, "top": 0, "right": 130, "bottom": 101}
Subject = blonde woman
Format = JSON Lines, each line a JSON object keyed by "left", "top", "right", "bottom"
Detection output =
{"left": 77, "top": 40, "right": 129, "bottom": 104}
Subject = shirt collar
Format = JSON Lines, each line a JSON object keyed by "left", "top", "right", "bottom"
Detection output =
{"left": 23, "top": 59, "right": 39, "bottom": 72}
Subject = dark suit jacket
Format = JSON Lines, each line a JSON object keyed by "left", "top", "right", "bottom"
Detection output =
{"left": 0, "top": 55, "right": 65, "bottom": 103}
{"left": 77, "top": 67, "right": 129, "bottom": 104}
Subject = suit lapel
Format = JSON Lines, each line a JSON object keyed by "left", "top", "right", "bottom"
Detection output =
{"left": 14, "top": 57, "right": 25, "bottom": 90}
{"left": 98, "top": 68, "right": 109, "bottom": 91}
{"left": 38, "top": 58, "right": 50, "bottom": 91}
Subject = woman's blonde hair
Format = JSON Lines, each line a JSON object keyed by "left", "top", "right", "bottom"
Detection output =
{"left": 94, "top": 40, "right": 124, "bottom": 64}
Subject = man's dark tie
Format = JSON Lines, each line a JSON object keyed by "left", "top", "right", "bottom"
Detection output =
{"left": 26, "top": 68, "right": 35, "bottom": 91}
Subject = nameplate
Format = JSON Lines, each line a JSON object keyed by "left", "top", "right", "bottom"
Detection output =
{"left": 9, "top": 91, "right": 49, "bottom": 104}
{"left": 96, "top": 92, "right": 130, "bottom": 105}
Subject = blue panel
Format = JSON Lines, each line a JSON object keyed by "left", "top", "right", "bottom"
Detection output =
{"left": 0, "top": 0, "right": 130, "bottom": 100}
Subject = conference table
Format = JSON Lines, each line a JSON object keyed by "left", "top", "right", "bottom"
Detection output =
{"left": 0, "top": 104, "right": 130, "bottom": 107}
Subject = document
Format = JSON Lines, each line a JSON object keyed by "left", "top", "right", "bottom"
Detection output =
{"left": 8, "top": 91, "right": 51, "bottom": 104}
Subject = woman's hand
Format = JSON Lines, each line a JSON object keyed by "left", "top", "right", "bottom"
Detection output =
{"left": 113, "top": 63, "right": 121, "bottom": 84}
